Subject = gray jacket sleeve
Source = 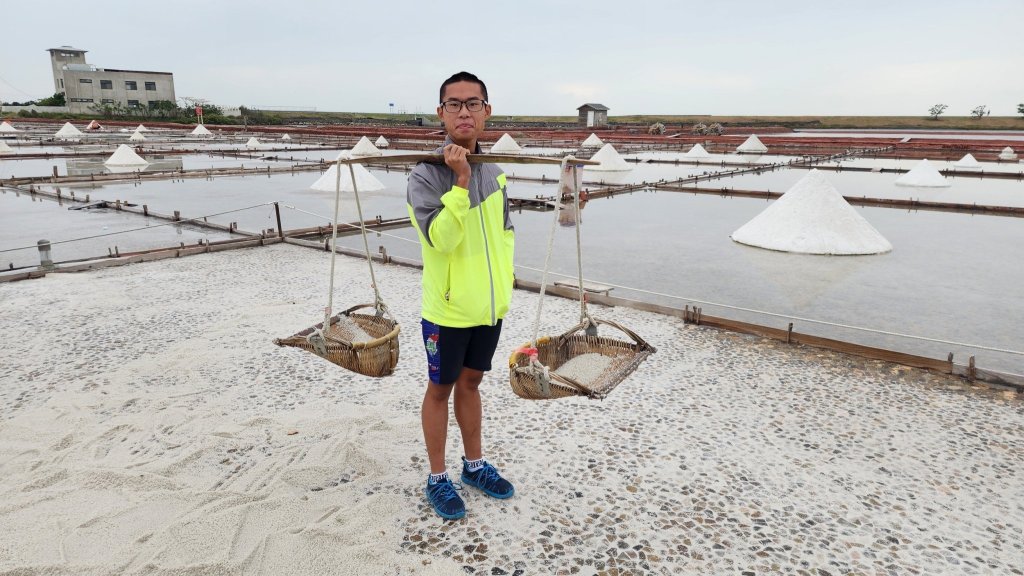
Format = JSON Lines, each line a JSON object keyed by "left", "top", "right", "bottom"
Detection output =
{"left": 407, "top": 165, "right": 452, "bottom": 248}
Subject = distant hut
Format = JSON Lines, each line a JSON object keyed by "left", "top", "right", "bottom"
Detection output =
{"left": 577, "top": 103, "right": 609, "bottom": 128}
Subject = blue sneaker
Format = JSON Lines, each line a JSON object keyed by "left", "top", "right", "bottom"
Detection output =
{"left": 460, "top": 457, "right": 514, "bottom": 499}
{"left": 425, "top": 475, "right": 465, "bottom": 520}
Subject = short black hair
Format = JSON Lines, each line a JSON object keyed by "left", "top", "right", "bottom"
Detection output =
{"left": 439, "top": 71, "right": 488, "bottom": 103}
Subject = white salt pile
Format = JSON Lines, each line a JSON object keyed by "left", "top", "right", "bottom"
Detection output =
{"left": 0, "top": 141, "right": 13, "bottom": 153}
{"left": 310, "top": 151, "right": 386, "bottom": 192}
{"left": 245, "top": 137, "right": 262, "bottom": 148}
{"left": 350, "top": 136, "right": 382, "bottom": 157}
{"left": 375, "top": 135, "right": 389, "bottom": 148}
{"left": 582, "top": 133, "right": 604, "bottom": 148}
{"left": 104, "top": 144, "right": 149, "bottom": 167}
{"left": 191, "top": 124, "right": 213, "bottom": 136}
{"left": 129, "top": 130, "right": 145, "bottom": 142}
{"left": 135, "top": 124, "right": 149, "bottom": 131}
{"left": 584, "top": 143, "right": 632, "bottom": 171}
{"left": 554, "top": 353, "right": 614, "bottom": 385}
{"left": 281, "top": 133, "right": 292, "bottom": 140}
{"left": 998, "top": 146, "right": 1018, "bottom": 161}
{"left": 329, "top": 314, "right": 375, "bottom": 344}
{"left": 685, "top": 143, "right": 711, "bottom": 158}
{"left": 736, "top": 134, "right": 768, "bottom": 154}
{"left": 731, "top": 169, "right": 892, "bottom": 255}
{"left": 953, "top": 154, "right": 981, "bottom": 170}
{"left": 490, "top": 133, "right": 522, "bottom": 153}
{"left": 54, "top": 122, "right": 83, "bottom": 138}
{"left": 0, "top": 120, "right": 19, "bottom": 132}
{"left": 895, "top": 159, "right": 950, "bottom": 187}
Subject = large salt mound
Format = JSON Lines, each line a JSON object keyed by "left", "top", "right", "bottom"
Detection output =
{"left": 104, "top": 144, "right": 149, "bottom": 166}
{"left": 0, "top": 121, "right": 19, "bottom": 132}
{"left": 953, "top": 153, "right": 981, "bottom": 170}
{"left": 584, "top": 143, "right": 632, "bottom": 171}
{"left": 374, "top": 135, "right": 389, "bottom": 148}
{"left": 350, "top": 136, "right": 382, "bottom": 157}
{"left": 55, "top": 122, "right": 82, "bottom": 138}
{"left": 895, "top": 159, "right": 950, "bottom": 187}
{"left": 0, "top": 141, "right": 13, "bottom": 153}
{"left": 582, "top": 133, "right": 604, "bottom": 148}
{"left": 245, "top": 137, "right": 261, "bottom": 148}
{"left": 998, "top": 147, "right": 1018, "bottom": 161}
{"left": 191, "top": 124, "right": 213, "bottom": 136}
{"left": 135, "top": 124, "right": 149, "bottom": 132}
{"left": 685, "top": 143, "right": 711, "bottom": 158}
{"left": 129, "top": 130, "right": 146, "bottom": 142}
{"left": 736, "top": 134, "right": 768, "bottom": 154}
{"left": 731, "top": 169, "right": 892, "bottom": 255}
{"left": 490, "top": 133, "right": 522, "bottom": 153}
{"left": 310, "top": 152, "right": 385, "bottom": 192}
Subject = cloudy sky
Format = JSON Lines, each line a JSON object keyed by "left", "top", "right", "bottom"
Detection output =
{"left": 2, "top": 0, "right": 1022, "bottom": 117}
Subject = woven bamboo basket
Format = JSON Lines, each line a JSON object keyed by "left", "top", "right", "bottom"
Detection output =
{"left": 509, "top": 318, "right": 655, "bottom": 400}
{"left": 274, "top": 303, "right": 400, "bottom": 377}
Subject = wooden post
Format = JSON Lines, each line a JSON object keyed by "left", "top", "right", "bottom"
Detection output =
{"left": 143, "top": 204, "right": 149, "bottom": 216}
{"left": 115, "top": 199, "right": 121, "bottom": 211}
{"left": 274, "top": 202, "right": 284, "bottom": 239}
{"left": 968, "top": 356, "right": 977, "bottom": 382}
{"left": 173, "top": 210, "right": 180, "bottom": 221}
{"left": 787, "top": 322, "right": 794, "bottom": 343}
{"left": 52, "top": 166, "right": 58, "bottom": 179}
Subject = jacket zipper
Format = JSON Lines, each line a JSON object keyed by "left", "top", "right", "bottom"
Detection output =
{"left": 474, "top": 167, "right": 497, "bottom": 325}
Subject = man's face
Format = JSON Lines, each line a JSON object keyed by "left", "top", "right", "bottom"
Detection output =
{"left": 437, "top": 80, "right": 491, "bottom": 145}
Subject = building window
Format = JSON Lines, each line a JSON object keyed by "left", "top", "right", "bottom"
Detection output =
{"left": 145, "top": 81, "right": 157, "bottom": 91}
{"left": 70, "top": 98, "right": 94, "bottom": 103}
{"left": 101, "top": 99, "right": 115, "bottom": 104}
{"left": 125, "top": 81, "right": 137, "bottom": 90}
{"left": 100, "top": 80, "right": 112, "bottom": 89}
{"left": 59, "top": 78, "right": 64, "bottom": 88}
{"left": 79, "top": 78, "right": 92, "bottom": 84}
{"left": 127, "top": 100, "right": 140, "bottom": 108}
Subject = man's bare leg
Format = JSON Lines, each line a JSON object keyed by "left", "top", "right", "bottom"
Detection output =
{"left": 422, "top": 381, "right": 455, "bottom": 474}
{"left": 453, "top": 367, "right": 484, "bottom": 462}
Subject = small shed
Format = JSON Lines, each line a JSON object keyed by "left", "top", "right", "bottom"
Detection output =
{"left": 577, "top": 103, "right": 609, "bottom": 128}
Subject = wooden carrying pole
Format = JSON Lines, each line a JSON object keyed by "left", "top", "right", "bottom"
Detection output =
{"left": 336, "top": 153, "right": 601, "bottom": 166}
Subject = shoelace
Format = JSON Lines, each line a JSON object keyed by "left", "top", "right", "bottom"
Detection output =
{"left": 475, "top": 464, "right": 503, "bottom": 489}
{"left": 430, "top": 480, "right": 463, "bottom": 505}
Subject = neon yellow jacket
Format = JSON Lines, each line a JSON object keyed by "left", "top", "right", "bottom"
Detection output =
{"left": 406, "top": 141, "right": 514, "bottom": 328}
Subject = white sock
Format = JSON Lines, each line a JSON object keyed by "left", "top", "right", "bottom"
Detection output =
{"left": 429, "top": 471, "right": 449, "bottom": 484}
{"left": 464, "top": 457, "right": 485, "bottom": 473}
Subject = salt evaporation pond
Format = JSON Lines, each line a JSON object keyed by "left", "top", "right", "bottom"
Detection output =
{"left": 0, "top": 191, "right": 234, "bottom": 268}
{"left": 326, "top": 179, "right": 1022, "bottom": 375}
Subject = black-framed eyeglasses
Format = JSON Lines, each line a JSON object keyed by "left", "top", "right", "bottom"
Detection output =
{"left": 441, "top": 99, "right": 487, "bottom": 113}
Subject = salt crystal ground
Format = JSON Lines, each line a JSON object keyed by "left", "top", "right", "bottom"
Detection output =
{"left": 1, "top": 244, "right": 1022, "bottom": 575}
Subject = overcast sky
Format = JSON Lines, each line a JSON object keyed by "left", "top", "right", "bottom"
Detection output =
{"left": 2, "top": 0, "right": 1022, "bottom": 117}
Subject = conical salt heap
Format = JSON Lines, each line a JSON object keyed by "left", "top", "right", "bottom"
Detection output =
{"left": 998, "top": 147, "right": 1018, "bottom": 161}
{"left": 582, "top": 133, "right": 604, "bottom": 148}
{"left": 129, "top": 130, "right": 146, "bottom": 142}
{"left": 953, "top": 154, "right": 981, "bottom": 170}
{"left": 731, "top": 169, "right": 892, "bottom": 255}
{"left": 104, "top": 144, "right": 149, "bottom": 166}
{"left": 895, "top": 158, "right": 950, "bottom": 187}
{"left": 281, "top": 133, "right": 292, "bottom": 140}
{"left": 490, "top": 133, "right": 522, "bottom": 153}
{"left": 736, "top": 134, "right": 768, "bottom": 154}
{"left": 0, "top": 141, "right": 13, "bottom": 153}
{"left": 375, "top": 135, "right": 389, "bottom": 148}
{"left": 55, "top": 122, "right": 83, "bottom": 138}
{"left": 191, "top": 124, "right": 213, "bottom": 136}
{"left": 245, "top": 137, "right": 261, "bottom": 148}
{"left": 0, "top": 121, "right": 19, "bottom": 133}
{"left": 349, "top": 136, "right": 382, "bottom": 157}
{"left": 685, "top": 143, "right": 711, "bottom": 158}
{"left": 584, "top": 143, "right": 632, "bottom": 171}
{"left": 135, "top": 124, "right": 149, "bottom": 132}
{"left": 310, "top": 151, "right": 386, "bottom": 192}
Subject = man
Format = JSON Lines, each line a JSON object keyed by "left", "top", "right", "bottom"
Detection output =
{"left": 406, "top": 72, "right": 515, "bottom": 520}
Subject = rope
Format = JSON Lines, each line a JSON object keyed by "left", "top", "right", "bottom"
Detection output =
{"left": 568, "top": 161, "right": 595, "bottom": 330}
{"left": 322, "top": 158, "right": 343, "bottom": 330}
{"left": 529, "top": 157, "right": 567, "bottom": 347}
{"left": 0, "top": 202, "right": 272, "bottom": 254}
{"left": 276, "top": 207, "right": 1024, "bottom": 358}
{"left": 348, "top": 163, "right": 384, "bottom": 310}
